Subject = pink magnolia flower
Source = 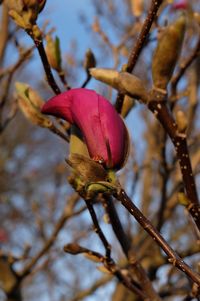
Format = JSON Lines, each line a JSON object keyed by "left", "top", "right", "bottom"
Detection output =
{"left": 41, "top": 88, "right": 129, "bottom": 170}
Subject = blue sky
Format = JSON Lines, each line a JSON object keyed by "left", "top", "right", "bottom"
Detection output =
{"left": 40, "top": 0, "right": 94, "bottom": 55}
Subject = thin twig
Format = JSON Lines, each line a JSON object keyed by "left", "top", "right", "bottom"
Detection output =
{"left": 115, "top": 189, "right": 200, "bottom": 286}
{"left": 126, "top": 0, "right": 163, "bottom": 73}
{"left": 85, "top": 198, "right": 111, "bottom": 259}
{"left": 26, "top": 28, "right": 61, "bottom": 95}
{"left": 102, "top": 195, "right": 131, "bottom": 255}
{"left": 81, "top": 72, "right": 91, "bottom": 88}
{"left": 102, "top": 195, "right": 162, "bottom": 301}
{"left": 148, "top": 97, "right": 200, "bottom": 231}
{"left": 115, "top": 0, "right": 163, "bottom": 113}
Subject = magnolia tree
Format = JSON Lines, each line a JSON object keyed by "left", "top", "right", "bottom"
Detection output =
{"left": 0, "top": 0, "right": 200, "bottom": 300}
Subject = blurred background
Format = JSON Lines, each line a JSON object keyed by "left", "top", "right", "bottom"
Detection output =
{"left": 0, "top": 0, "right": 200, "bottom": 300}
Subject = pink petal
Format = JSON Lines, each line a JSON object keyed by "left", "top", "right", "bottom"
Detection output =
{"left": 41, "top": 88, "right": 129, "bottom": 169}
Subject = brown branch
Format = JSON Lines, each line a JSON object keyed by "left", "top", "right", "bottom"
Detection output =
{"left": 148, "top": 98, "right": 200, "bottom": 231}
{"left": 26, "top": 27, "right": 61, "bottom": 95}
{"left": 102, "top": 195, "right": 162, "bottom": 301}
{"left": 102, "top": 195, "right": 131, "bottom": 255}
{"left": 115, "top": 189, "right": 200, "bottom": 286}
{"left": 115, "top": 0, "right": 163, "bottom": 113}
{"left": 126, "top": 0, "right": 163, "bottom": 73}
{"left": 85, "top": 198, "right": 111, "bottom": 259}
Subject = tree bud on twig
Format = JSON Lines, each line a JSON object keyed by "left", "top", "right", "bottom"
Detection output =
{"left": 66, "top": 153, "right": 107, "bottom": 183}
{"left": 83, "top": 48, "right": 96, "bottom": 72}
{"left": 152, "top": 15, "right": 186, "bottom": 89}
{"left": 5, "top": 0, "right": 45, "bottom": 29}
{"left": 63, "top": 243, "right": 85, "bottom": 255}
{"left": 83, "top": 252, "right": 102, "bottom": 263}
{"left": 90, "top": 68, "right": 148, "bottom": 103}
{"left": 176, "top": 110, "right": 187, "bottom": 133}
{"left": 16, "top": 82, "right": 52, "bottom": 128}
{"left": 45, "top": 35, "right": 62, "bottom": 71}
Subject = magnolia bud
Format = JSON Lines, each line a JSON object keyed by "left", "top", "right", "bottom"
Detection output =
{"left": 176, "top": 110, "right": 187, "bottom": 133}
{"left": 66, "top": 153, "right": 107, "bottom": 182}
{"left": 152, "top": 16, "right": 186, "bottom": 89}
{"left": 16, "top": 82, "right": 52, "bottom": 128}
{"left": 63, "top": 243, "right": 84, "bottom": 255}
{"left": 83, "top": 253, "right": 101, "bottom": 262}
{"left": 45, "top": 35, "right": 62, "bottom": 71}
{"left": 118, "top": 72, "right": 148, "bottom": 103}
{"left": 6, "top": 0, "right": 46, "bottom": 29}
{"left": 90, "top": 68, "right": 119, "bottom": 87}
{"left": 90, "top": 68, "right": 148, "bottom": 103}
{"left": 83, "top": 49, "right": 96, "bottom": 71}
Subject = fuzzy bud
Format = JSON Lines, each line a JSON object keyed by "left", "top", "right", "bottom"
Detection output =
{"left": 90, "top": 68, "right": 148, "bottom": 103}
{"left": 45, "top": 35, "right": 62, "bottom": 71}
{"left": 152, "top": 16, "right": 186, "bottom": 89}
{"left": 66, "top": 153, "right": 107, "bottom": 182}
{"left": 83, "top": 48, "right": 96, "bottom": 72}
{"left": 63, "top": 243, "right": 85, "bottom": 255}
{"left": 16, "top": 82, "right": 52, "bottom": 128}
{"left": 5, "top": 0, "right": 46, "bottom": 29}
{"left": 176, "top": 110, "right": 187, "bottom": 133}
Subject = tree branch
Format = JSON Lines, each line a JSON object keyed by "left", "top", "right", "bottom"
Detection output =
{"left": 115, "top": 0, "right": 163, "bottom": 113}
{"left": 115, "top": 189, "right": 200, "bottom": 286}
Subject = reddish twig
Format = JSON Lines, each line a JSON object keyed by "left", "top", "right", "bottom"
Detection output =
{"left": 115, "top": 189, "right": 200, "bottom": 286}
{"left": 85, "top": 198, "right": 111, "bottom": 259}
{"left": 26, "top": 28, "right": 61, "bottom": 95}
{"left": 115, "top": 0, "right": 163, "bottom": 113}
{"left": 148, "top": 97, "right": 200, "bottom": 231}
{"left": 102, "top": 195, "right": 162, "bottom": 301}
